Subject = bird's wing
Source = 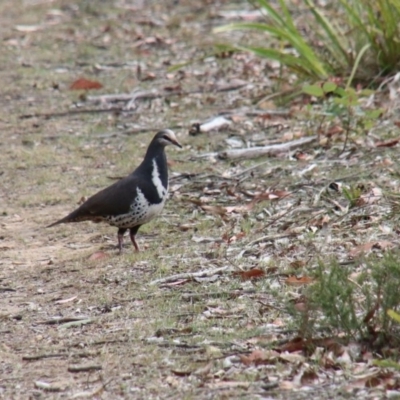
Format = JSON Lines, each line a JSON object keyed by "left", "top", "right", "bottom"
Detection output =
{"left": 78, "top": 175, "right": 139, "bottom": 217}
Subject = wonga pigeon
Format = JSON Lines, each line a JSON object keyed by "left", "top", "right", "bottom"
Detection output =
{"left": 48, "top": 129, "right": 182, "bottom": 253}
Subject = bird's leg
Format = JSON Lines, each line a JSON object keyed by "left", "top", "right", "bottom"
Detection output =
{"left": 117, "top": 228, "right": 127, "bottom": 254}
{"left": 129, "top": 226, "right": 141, "bottom": 252}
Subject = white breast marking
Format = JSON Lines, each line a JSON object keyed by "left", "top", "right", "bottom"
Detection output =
{"left": 152, "top": 159, "right": 167, "bottom": 200}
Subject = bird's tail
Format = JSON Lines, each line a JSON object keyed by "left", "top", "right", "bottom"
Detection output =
{"left": 47, "top": 215, "right": 71, "bottom": 228}
{"left": 47, "top": 208, "right": 87, "bottom": 228}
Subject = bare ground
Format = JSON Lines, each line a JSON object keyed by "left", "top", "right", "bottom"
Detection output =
{"left": 2, "top": 0, "right": 400, "bottom": 399}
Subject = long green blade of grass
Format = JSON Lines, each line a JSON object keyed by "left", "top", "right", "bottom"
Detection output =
{"left": 304, "top": 0, "right": 350, "bottom": 68}
{"left": 215, "top": 22, "right": 328, "bottom": 78}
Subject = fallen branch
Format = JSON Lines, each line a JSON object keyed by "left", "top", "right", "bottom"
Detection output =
{"left": 218, "top": 135, "right": 318, "bottom": 160}
{"left": 149, "top": 266, "right": 230, "bottom": 286}
{"left": 20, "top": 82, "right": 250, "bottom": 119}
{"left": 88, "top": 81, "right": 248, "bottom": 105}
{"left": 19, "top": 107, "right": 124, "bottom": 119}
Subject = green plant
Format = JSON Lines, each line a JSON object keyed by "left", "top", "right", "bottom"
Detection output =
{"left": 292, "top": 252, "right": 400, "bottom": 348}
{"left": 342, "top": 185, "right": 362, "bottom": 208}
{"left": 214, "top": 0, "right": 400, "bottom": 83}
{"left": 373, "top": 310, "right": 400, "bottom": 369}
{"left": 302, "top": 82, "right": 383, "bottom": 149}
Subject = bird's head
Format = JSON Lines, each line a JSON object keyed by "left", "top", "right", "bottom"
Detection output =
{"left": 154, "top": 129, "right": 182, "bottom": 148}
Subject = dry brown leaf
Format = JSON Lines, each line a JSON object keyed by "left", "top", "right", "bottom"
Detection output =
{"left": 277, "top": 337, "right": 306, "bottom": 353}
{"left": 277, "top": 337, "right": 341, "bottom": 354}
{"left": 375, "top": 138, "right": 400, "bottom": 147}
{"left": 240, "top": 349, "right": 279, "bottom": 366}
{"left": 356, "top": 187, "right": 382, "bottom": 206}
{"left": 285, "top": 276, "right": 314, "bottom": 286}
{"left": 325, "top": 125, "right": 344, "bottom": 137}
{"left": 88, "top": 251, "right": 109, "bottom": 261}
{"left": 201, "top": 204, "right": 227, "bottom": 217}
{"left": 300, "top": 369, "right": 319, "bottom": 385}
{"left": 233, "top": 268, "right": 265, "bottom": 281}
{"left": 222, "top": 231, "right": 245, "bottom": 244}
{"left": 349, "top": 240, "right": 394, "bottom": 257}
{"left": 294, "top": 151, "right": 313, "bottom": 161}
{"left": 70, "top": 78, "right": 103, "bottom": 90}
{"left": 290, "top": 260, "right": 306, "bottom": 269}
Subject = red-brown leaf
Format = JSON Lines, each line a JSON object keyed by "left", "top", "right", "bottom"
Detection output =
{"left": 375, "top": 138, "right": 400, "bottom": 147}
{"left": 233, "top": 268, "right": 265, "bottom": 281}
{"left": 285, "top": 275, "right": 314, "bottom": 286}
{"left": 70, "top": 78, "right": 103, "bottom": 90}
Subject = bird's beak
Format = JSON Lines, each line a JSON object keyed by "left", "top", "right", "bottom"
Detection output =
{"left": 171, "top": 138, "right": 182, "bottom": 148}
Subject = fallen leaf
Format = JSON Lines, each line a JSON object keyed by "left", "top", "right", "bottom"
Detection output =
{"left": 290, "top": 260, "right": 306, "bottom": 269}
{"left": 300, "top": 369, "right": 319, "bottom": 385}
{"left": 356, "top": 187, "right": 382, "bottom": 206}
{"left": 70, "top": 78, "right": 103, "bottom": 90}
{"left": 324, "top": 125, "right": 344, "bottom": 137}
{"left": 277, "top": 337, "right": 341, "bottom": 353}
{"left": 240, "top": 349, "right": 279, "bottom": 366}
{"left": 233, "top": 268, "right": 265, "bottom": 281}
{"left": 285, "top": 276, "right": 314, "bottom": 286}
{"left": 200, "top": 204, "right": 227, "bottom": 217}
{"left": 222, "top": 231, "right": 245, "bottom": 244}
{"left": 88, "top": 251, "right": 109, "bottom": 261}
{"left": 349, "top": 240, "right": 394, "bottom": 257}
{"left": 375, "top": 138, "right": 400, "bottom": 147}
{"left": 141, "top": 72, "right": 156, "bottom": 81}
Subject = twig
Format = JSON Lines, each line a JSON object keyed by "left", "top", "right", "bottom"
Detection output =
{"left": 67, "top": 364, "right": 102, "bottom": 373}
{"left": 181, "top": 289, "right": 256, "bottom": 302}
{"left": 0, "top": 287, "right": 16, "bottom": 292}
{"left": 247, "top": 233, "right": 296, "bottom": 247}
{"left": 19, "top": 107, "right": 124, "bottom": 120}
{"left": 39, "top": 316, "right": 91, "bottom": 325}
{"left": 34, "top": 381, "right": 64, "bottom": 392}
{"left": 218, "top": 136, "right": 318, "bottom": 160}
{"left": 149, "top": 266, "right": 230, "bottom": 285}
{"left": 219, "top": 108, "right": 290, "bottom": 117}
{"left": 23, "top": 353, "right": 66, "bottom": 361}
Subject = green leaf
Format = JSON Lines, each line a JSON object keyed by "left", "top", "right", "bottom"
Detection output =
{"left": 387, "top": 309, "right": 400, "bottom": 323}
{"left": 373, "top": 359, "right": 400, "bottom": 370}
{"left": 322, "top": 82, "right": 337, "bottom": 93}
{"left": 334, "top": 87, "right": 347, "bottom": 97}
{"left": 365, "top": 109, "right": 383, "bottom": 119}
{"left": 303, "top": 84, "right": 324, "bottom": 97}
